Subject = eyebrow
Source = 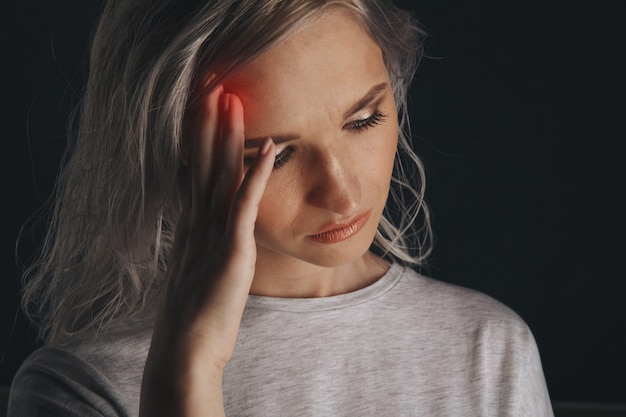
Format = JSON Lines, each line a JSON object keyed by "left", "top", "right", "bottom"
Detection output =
{"left": 342, "top": 82, "right": 389, "bottom": 119}
{"left": 244, "top": 81, "right": 389, "bottom": 149}
{"left": 244, "top": 134, "right": 300, "bottom": 149}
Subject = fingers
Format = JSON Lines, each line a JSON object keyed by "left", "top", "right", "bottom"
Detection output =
{"left": 190, "top": 83, "right": 223, "bottom": 218}
{"left": 186, "top": 83, "right": 275, "bottom": 245}
{"left": 226, "top": 138, "right": 275, "bottom": 243}
{"left": 210, "top": 93, "right": 245, "bottom": 224}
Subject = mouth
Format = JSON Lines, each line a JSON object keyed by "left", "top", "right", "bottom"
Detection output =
{"left": 307, "top": 210, "right": 372, "bottom": 244}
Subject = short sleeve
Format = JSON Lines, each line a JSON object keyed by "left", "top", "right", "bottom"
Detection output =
{"left": 8, "top": 347, "right": 128, "bottom": 417}
{"left": 513, "top": 326, "right": 554, "bottom": 416}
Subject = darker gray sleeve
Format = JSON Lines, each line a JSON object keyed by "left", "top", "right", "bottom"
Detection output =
{"left": 8, "top": 347, "right": 128, "bottom": 417}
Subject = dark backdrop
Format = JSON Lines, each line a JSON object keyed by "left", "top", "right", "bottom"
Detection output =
{"left": 2, "top": 0, "right": 624, "bottom": 404}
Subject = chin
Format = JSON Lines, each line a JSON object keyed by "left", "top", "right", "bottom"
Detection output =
{"left": 305, "top": 247, "right": 371, "bottom": 269}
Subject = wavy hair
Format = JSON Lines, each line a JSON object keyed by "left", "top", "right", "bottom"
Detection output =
{"left": 21, "top": 0, "right": 431, "bottom": 343}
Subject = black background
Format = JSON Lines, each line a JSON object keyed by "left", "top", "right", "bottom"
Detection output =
{"left": 2, "top": 0, "right": 624, "bottom": 404}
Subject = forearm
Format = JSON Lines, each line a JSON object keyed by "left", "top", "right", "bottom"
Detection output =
{"left": 139, "top": 335, "right": 227, "bottom": 417}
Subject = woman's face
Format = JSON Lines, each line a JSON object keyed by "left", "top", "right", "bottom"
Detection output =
{"left": 224, "top": 9, "right": 398, "bottom": 273}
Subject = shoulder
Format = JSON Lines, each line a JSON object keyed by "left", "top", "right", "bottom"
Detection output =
{"left": 390, "top": 265, "right": 535, "bottom": 344}
{"left": 390, "top": 266, "right": 553, "bottom": 415}
{"left": 9, "top": 345, "right": 125, "bottom": 416}
{"left": 8, "top": 317, "right": 152, "bottom": 417}
{"left": 393, "top": 265, "right": 520, "bottom": 315}
{"left": 391, "top": 266, "right": 547, "bottom": 384}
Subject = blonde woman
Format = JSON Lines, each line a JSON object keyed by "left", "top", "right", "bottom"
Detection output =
{"left": 9, "top": 0, "right": 553, "bottom": 416}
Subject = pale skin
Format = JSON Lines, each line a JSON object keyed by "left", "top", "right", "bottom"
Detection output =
{"left": 139, "top": 9, "right": 399, "bottom": 416}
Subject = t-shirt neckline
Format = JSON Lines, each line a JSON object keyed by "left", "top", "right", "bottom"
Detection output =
{"left": 245, "top": 263, "right": 404, "bottom": 312}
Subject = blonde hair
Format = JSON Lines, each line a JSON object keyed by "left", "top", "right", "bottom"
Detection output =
{"left": 21, "top": 0, "right": 431, "bottom": 343}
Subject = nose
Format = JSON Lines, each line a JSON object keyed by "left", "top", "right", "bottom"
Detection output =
{"left": 305, "top": 146, "right": 361, "bottom": 216}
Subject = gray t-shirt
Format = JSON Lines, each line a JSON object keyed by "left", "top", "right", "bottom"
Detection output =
{"left": 9, "top": 264, "right": 554, "bottom": 416}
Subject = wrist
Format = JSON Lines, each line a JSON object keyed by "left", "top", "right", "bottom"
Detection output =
{"left": 141, "top": 339, "right": 226, "bottom": 417}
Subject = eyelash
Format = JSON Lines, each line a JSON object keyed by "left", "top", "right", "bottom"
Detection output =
{"left": 347, "top": 110, "right": 387, "bottom": 131}
{"left": 273, "top": 146, "right": 294, "bottom": 169}
{"left": 255, "top": 110, "right": 388, "bottom": 171}
{"left": 242, "top": 150, "right": 293, "bottom": 169}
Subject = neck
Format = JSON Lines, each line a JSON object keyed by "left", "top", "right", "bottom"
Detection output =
{"left": 250, "top": 251, "right": 389, "bottom": 298}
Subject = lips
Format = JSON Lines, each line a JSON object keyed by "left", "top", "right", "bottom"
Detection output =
{"left": 308, "top": 210, "right": 372, "bottom": 244}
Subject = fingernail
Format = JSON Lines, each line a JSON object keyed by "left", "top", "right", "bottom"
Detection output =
{"left": 260, "top": 137, "right": 272, "bottom": 155}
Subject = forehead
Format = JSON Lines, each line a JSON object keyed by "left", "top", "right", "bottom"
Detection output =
{"left": 223, "top": 9, "right": 388, "bottom": 132}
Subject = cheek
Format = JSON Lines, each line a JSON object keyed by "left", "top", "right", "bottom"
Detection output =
{"left": 254, "top": 119, "right": 398, "bottom": 237}
{"left": 256, "top": 187, "right": 280, "bottom": 231}
{"left": 384, "top": 123, "right": 399, "bottom": 165}
{"left": 255, "top": 175, "right": 300, "bottom": 238}
{"left": 364, "top": 120, "right": 398, "bottom": 181}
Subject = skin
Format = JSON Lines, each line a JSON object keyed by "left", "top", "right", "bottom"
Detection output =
{"left": 140, "top": 9, "right": 399, "bottom": 416}
{"left": 227, "top": 9, "right": 398, "bottom": 297}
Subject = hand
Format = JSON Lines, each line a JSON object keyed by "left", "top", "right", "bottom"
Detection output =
{"left": 140, "top": 83, "right": 275, "bottom": 416}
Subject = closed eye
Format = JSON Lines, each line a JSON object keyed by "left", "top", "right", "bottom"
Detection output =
{"left": 271, "top": 111, "right": 387, "bottom": 170}
{"left": 346, "top": 110, "right": 387, "bottom": 131}
{"left": 243, "top": 144, "right": 296, "bottom": 170}
{"left": 273, "top": 145, "right": 295, "bottom": 170}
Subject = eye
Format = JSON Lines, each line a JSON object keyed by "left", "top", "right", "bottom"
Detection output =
{"left": 244, "top": 145, "right": 296, "bottom": 170}
{"left": 273, "top": 145, "right": 295, "bottom": 170}
{"left": 347, "top": 110, "right": 387, "bottom": 131}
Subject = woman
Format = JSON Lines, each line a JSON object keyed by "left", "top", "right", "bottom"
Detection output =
{"left": 9, "top": 0, "right": 554, "bottom": 416}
